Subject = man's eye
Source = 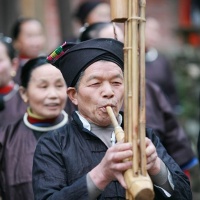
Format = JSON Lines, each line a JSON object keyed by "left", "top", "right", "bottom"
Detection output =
{"left": 112, "top": 82, "right": 121, "bottom": 85}
{"left": 91, "top": 82, "right": 100, "bottom": 86}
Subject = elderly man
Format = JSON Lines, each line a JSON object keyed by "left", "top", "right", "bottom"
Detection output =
{"left": 32, "top": 38, "right": 192, "bottom": 200}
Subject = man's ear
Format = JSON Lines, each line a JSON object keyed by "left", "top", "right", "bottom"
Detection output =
{"left": 19, "top": 86, "right": 28, "bottom": 103}
{"left": 67, "top": 87, "right": 78, "bottom": 105}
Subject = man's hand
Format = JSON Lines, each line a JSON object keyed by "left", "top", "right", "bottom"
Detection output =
{"left": 145, "top": 137, "right": 161, "bottom": 176}
{"left": 89, "top": 142, "right": 133, "bottom": 190}
{"left": 89, "top": 137, "right": 162, "bottom": 190}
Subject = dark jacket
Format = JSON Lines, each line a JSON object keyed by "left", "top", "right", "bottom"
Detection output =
{"left": 0, "top": 118, "right": 36, "bottom": 200}
{"left": 146, "top": 80, "right": 196, "bottom": 168}
{"left": 32, "top": 112, "right": 192, "bottom": 200}
{"left": 0, "top": 112, "right": 66, "bottom": 200}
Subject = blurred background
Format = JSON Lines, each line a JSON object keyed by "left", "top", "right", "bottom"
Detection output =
{"left": 0, "top": 0, "right": 199, "bottom": 198}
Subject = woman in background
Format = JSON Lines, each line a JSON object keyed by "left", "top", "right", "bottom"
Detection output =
{"left": 75, "top": 1, "right": 111, "bottom": 27}
{"left": 0, "top": 35, "right": 27, "bottom": 127}
{"left": 11, "top": 17, "right": 46, "bottom": 85}
{"left": 0, "top": 56, "right": 68, "bottom": 200}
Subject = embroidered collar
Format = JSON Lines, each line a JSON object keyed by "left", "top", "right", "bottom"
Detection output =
{"left": 27, "top": 107, "right": 55, "bottom": 121}
{"left": 23, "top": 110, "right": 68, "bottom": 132}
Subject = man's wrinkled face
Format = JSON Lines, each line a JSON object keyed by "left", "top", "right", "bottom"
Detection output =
{"left": 68, "top": 60, "right": 124, "bottom": 126}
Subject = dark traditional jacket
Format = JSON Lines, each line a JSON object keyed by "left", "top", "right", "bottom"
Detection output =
{"left": 146, "top": 80, "right": 196, "bottom": 168}
{"left": 32, "top": 112, "right": 192, "bottom": 200}
{"left": 0, "top": 118, "right": 36, "bottom": 200}
{"left": 0, "top": 112, "right": 67, "bottom": 200}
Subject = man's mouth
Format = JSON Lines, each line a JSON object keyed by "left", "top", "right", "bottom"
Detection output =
{"left": 100, "top": 105, "right": 115, "bottom": 113}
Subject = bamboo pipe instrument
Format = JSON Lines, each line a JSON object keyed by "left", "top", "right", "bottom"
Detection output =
{"left": 106, "top": 106, "right": 154, "bottom": 200}
{"left": 109, "top": 0, "right": 154, "bottom": 199}
{"left": 106, "top": 106, "right": 124, "bottom": 142}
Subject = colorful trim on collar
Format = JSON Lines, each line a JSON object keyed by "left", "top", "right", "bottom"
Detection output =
{"left": 26, "top": 107, "right": 57, "bottom": 126}
{"left": 23, "top": 110, "right": 68, "bottom": 132}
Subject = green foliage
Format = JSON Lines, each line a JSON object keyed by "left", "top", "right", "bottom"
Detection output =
{"left": 171, "top": 46, "right": 200, "bottom": 140}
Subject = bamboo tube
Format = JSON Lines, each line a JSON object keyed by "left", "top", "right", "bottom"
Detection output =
{"left": 106, "top": 106, "right": 124, "bottom": 142}
{"left": 110, "top": 0, "right": 128, "bottom": 22}
{"left": 129, "top": 0, "right": 140, "bottom": 176}
{"left": 106, "top": 106, "right": 154, "bottom": 200}
{"left": 139, "top": 0, "right": 147, "bottom": 176}
{"left": 109, "top": 0, "right": 154, "bottom": 199}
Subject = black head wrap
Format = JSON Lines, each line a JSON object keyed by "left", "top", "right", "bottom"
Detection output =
{"left": 50, "top": 38, "right": 124, "bottom": 87}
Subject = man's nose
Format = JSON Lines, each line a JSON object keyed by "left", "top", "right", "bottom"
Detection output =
{"left": 102, "top": 83, "right": 114, "bottom": 98}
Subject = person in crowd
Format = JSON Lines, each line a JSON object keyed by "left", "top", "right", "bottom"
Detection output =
{"left": 145, "top": 17, "right": 181, "bottom": 113}
{"left": 0, "top": 35, "right": 27, "bottom": 127}
{"left": 0, "top": 57, "right": 68, "bottom": 200}
{"left": 73, "top": 0, "right": 111, "bottom": 41}
{"left": 32, "top": 38, "right": 192, "bottom": 200}
{"left": 11, "top": 17, "right": 46, "bottom": 84}
{"left": 77, "top": 22, "right": 198, "bottom": 176}
{"left": 75, "top": 1, "right": 111, "bottom": 27}
{"left": 79, "top": 22, "right": 124, "bottom": 43}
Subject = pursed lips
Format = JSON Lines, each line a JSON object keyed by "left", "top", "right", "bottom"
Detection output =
{"left": 100, "top": 104, "right": 115, "bottom": 113}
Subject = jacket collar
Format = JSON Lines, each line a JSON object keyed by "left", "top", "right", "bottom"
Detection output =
{"left": 74, "top": 111, "right": 123, "bottom": 131}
